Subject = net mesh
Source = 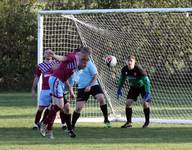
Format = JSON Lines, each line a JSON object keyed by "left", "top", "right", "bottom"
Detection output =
{"left": 41, "top": 11, "right": 192, "bottom": 123}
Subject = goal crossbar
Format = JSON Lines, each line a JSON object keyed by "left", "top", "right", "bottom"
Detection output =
{"left": 39, "top": 8, "right": 192, "bottom": 15}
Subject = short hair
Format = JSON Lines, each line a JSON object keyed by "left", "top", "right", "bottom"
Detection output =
{"left": 80, "top": 46, "right": 92, "bottom": 55}
{"left": 43, "top": 48, "right": 51, "bottom": 56}
{"left": 128, "top": 55, "right": 136, "bottom": 60}
{"left": 44, "top": 48, "right": 51, "bottom": 51}
{"left": 74, "top": 48, "right": 81, "bottom": 52}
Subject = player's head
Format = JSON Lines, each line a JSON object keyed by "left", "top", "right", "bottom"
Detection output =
{"left": 74, "top": 48, "right": 81, "bottom": 53}
{"left": 126, "top": 55, "right": 136, "bottom": 70}
{"left": 44, "top": 48, "right": 53, "bottom": 61}
{"left": 78, "top": 47, "right": 92, "bottom": 69}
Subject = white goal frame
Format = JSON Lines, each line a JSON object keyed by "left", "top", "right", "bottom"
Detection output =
{"left": 37, "top": 8, "right": 192, "bottom": 124}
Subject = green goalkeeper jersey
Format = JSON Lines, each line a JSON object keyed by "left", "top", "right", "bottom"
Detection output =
{"left": 118, "top": 64, "right": 151, "bottom": 93}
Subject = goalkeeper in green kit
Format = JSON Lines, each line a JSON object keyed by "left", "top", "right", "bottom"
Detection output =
{"left": 116, "top": 55, "right": 152, "bottom": 128}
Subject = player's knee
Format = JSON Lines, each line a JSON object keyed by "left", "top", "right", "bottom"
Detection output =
{"left": 98, "top": 99, "right": 105, "bottom": 105}
{"left": 96, "top": 94, "right": 105, "bottom": 105}
{"left": 76, "top": 106, "right": 82, "bottom": 113}
{"left": 143, "top": 102, "right": 149, "bottom": 108}
{"left": 38, "top": 106, "right": 45, "bottom": 111}
{"left": 64, "top": 107, "right": 70, "bottom": 114}
{"left": 75, "top": 101, "right": 85, "bottom": 113}
{"left": 64, "top": 103, "right": 70, "bottom": 110}
{"left": 126, "top": 99, "right": 133, "bottom": 107}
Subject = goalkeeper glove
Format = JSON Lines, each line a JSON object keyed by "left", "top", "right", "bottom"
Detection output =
{"left": 143, "top": 92, "right": 152, "bottom": 102}
{"left": 116, "top": 87, "right": 122, "bottom": 98}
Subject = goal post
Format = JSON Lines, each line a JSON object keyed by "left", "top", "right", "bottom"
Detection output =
{"left": 38, "top": 8, "right": 192, "bottom": 124}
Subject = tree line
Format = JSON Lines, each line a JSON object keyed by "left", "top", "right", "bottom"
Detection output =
{"left": 0, "top": 0, "right": 191, "bottom": 91}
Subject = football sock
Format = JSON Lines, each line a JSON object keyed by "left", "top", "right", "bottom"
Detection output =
{"left": 64, "top": 113, "right": 72, "bottom": 130}
{"left": 126, "top": 107, "right": 132, "bottom": 123}
{"left": 41, "top": 108, "right": 49, "bottom": 123}
{"left": 72, "top": 111, "right": 80, "bottom": 128}
{"left": 60, "top": 110, "right": 65, "bottom": 124}
{"left": 144, "top": 108, "right": 150, "bottom": 123}
{"left": 35, "top": 110, "right": 43, "bottom": 124}
{"left": 45, "top": 105, "right": 60, "bottom": 130}
{"left": 100, "top": 104, "right": 109, "bottom": 122}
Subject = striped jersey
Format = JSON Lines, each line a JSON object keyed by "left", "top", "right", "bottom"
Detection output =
{"left": 53, "top": 52, "right": 78, "bottom": 83}
{"left": 35, "top": 60, "right": 60, "bottom": 89}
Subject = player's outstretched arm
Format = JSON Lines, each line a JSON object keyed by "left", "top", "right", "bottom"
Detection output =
{"left": 47, "top": 49, "right": 67, "bottom": 62}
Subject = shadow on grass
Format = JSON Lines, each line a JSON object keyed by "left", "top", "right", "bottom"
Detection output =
{"left": 0, "top": 94, "right": 36, "bottom": 107}
{"left": 0, "top": 126, "right": 192, "bottom": 145}
{"left": 0, "top": 114, "right": 34, "bottom": 119}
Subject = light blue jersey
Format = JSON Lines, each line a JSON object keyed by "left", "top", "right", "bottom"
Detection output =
{"left": 49, "top": 72, "right": 77, "bottom": 98}
{"left": 77, "top": 60, "right": 98, "bottom": 89}
{"left": 63, "top": 72, "right": 77, "bottom": 90}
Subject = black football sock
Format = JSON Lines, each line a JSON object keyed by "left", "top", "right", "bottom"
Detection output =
{"left": 144, "top": 108, "right": 150, "bottom": 123}
{"left": 72, "top": 111, "right": 80, "bottom": 128}
{"left": 64, "top": 113, "right": 72, "bottom": 130}
{"left": 34, "top": 110, "right": 42, "bottom": 124}
{"left": 100, "top": 104, "right": 109, "bottom": 122}
{"left": 60, "top": 110, "right": 65, "bottom": 125}
{"left": 126, "top": 107, "right": 132, "bottom": 123}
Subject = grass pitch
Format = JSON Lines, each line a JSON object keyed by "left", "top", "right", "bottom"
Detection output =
{"left": 0, "top": 93, "right": 192, "bottom": 150}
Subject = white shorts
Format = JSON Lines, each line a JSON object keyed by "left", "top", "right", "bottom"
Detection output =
{"left": 38, "top": 89, "right": 52, "bottom": 107}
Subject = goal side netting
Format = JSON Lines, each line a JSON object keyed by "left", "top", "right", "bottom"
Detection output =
{"left": 38, "top": 8, "right": 192, "bottom": 124}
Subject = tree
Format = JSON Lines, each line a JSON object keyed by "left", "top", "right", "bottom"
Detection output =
{"left": 0, "top": 0, "right": 37, "bottom": 91}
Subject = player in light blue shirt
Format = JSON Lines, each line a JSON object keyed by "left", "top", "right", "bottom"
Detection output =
{"left": 71, "top": 60, "right": 112, "bottom": 129}
{"left": 76, "top": 60, "right": 98, "bottom": 89}
{"left": 41, "top": 73, "right": 77, "bottom": 138}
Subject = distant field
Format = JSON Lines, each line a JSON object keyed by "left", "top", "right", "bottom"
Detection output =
{"left": 0, "top": 93, "right": 192, "bottom": 150}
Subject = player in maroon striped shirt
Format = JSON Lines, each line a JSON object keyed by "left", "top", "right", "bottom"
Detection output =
{"left": 31, "top": 49, "right": 60, "bottom": 129}
{"left": 40, "top": 47, "right": 91, "bottom": 139}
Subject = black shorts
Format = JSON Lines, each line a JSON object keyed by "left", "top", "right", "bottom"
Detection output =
{"left": 77, "top": 85, "right": 103, "bottom": 102}
{"left": 127, "top": 86, "right": 146, "bottom": 101}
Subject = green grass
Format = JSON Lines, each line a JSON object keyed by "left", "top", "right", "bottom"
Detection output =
{"left": 0, "top": 93, "right": 192, "bottom": 150}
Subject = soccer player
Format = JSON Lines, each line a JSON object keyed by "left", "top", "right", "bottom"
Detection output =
{"left": 71, "top": 59, "right": 112, "bottom": 130}
{"left": 116, "top": 55, "right": 152, "bottom": 128}
{"left": 38, "top": 75, "right": 77, "bottom": 133}
{"left": 31, "top": 49, "right": 59, "bottom": 129}
{"left": 59, "top": 73, "right": 78, "bottom": 134}
{"left": 40, "top": 47, "right": 91, "bottom": 139}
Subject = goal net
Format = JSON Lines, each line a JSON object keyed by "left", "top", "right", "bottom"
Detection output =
{"left": 38, "top": 8, "right": 192, "bottom": 124}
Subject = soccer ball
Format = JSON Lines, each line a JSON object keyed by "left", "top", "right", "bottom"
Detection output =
{"left": 105, "top": 55, "right": 117, "bottom": 67}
